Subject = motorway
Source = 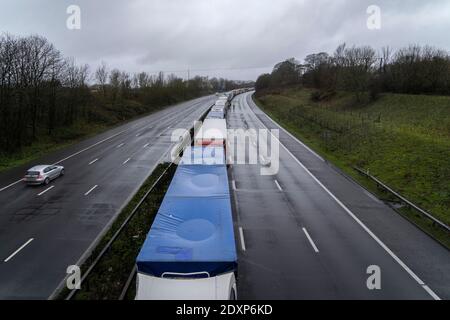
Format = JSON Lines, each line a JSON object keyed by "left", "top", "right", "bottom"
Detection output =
{"left": 0, "top": 91, "right": 448, "bottom": 300}
{"left": 0, "top": 96, "right": 215, "bottom": 299}
{"left": 229, "top": 92, "right": 450, "bottom": 299}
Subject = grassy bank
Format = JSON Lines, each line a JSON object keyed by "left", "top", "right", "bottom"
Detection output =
{"left": 254, "top": 87, "right": 449, "bottom": 244}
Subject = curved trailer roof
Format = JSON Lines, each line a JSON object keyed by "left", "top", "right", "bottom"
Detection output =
{"left": 194, "top": 119, "right": 227, "bottom": 143}
{"left": 136, "top": 149, "right": 236, "bottom": 278}
{"left": 206, "top": 110, "right": 225, "bottom": 119}
{"left": 179, "top": 146, "right": 225, "bottom": 166}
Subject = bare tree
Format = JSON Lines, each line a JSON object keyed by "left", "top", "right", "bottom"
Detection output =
{"left": 109, "top": 68, "right": 121, "bottom": 105}
{"left": 119, "top": 71, "right": 131, "bottom": 99}
{"left": 137, "top": 72, "right": 150, "bottom": 88}
{"left": 25, "top": 35, "right": 61, "bottom": 137}
{"left": 380, "top": 46, "right": 392, "bottom": 72}
{"left": 0, "top": 34, "right": 19, "bottom": 150}
{"left": 95, "top": 61, "right": 108, "bottom": 98}
{"left": 0, "top": 33, "right": 245, "bottom": 155}
{"left": 335, "top": 45, "right": 377, "bottom": 101}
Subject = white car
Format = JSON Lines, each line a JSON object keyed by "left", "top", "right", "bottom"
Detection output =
{"left": 23, "top": 165, "right": 65, "bottom": 185}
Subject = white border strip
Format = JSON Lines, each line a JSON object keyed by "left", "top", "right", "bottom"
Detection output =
{"left": 4, "top": 238, "right": 34, "bottom": 262}
{"left": 84, "top": 185, "right": 98, "bottom": 196}
{"left": 239, "top": 227, "right": 246, "bottom": 251}
{"left": 274, "top": 179, "right": 283, "bottom": 191}
{"left": 37, "top": 186, "right": 54, "bottom": 196}
{"left": 302, "top": 228, "right": 319, "bottom": 253}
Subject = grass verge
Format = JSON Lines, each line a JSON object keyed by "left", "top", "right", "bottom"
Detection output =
{"left": 0, "top": 122, "right": 109, "bottom": 173}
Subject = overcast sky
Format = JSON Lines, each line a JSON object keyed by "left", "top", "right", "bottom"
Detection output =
{"left": 1, "top": 0, "right": 449, "bottom": 81}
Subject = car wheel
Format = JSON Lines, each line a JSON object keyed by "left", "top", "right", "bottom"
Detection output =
{"left": 60, "top": 169, "right": 65, "bottom": 176}
{"left": 44, "top": 178, "right": 50, "bottom": 185}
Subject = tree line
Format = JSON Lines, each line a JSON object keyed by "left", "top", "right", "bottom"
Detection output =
{"left": 256, "top": 43, "right": 450, "bottom": 100}
{"left": 0, "top": 33, "right": 251, "bottom": 154}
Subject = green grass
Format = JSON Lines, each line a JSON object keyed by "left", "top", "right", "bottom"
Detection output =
{"left": 0, "top": 121, "right": 109, "bottom": 173}
{"left": 255, "top": 87, "right": 450, "bottom": 245}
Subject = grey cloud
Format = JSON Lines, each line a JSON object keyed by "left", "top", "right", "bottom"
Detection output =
{"left": 0, "top": 0, "right": 449, "bottom": 80}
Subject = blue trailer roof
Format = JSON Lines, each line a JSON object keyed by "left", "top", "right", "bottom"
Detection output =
{"left": 136, "top": 160, "right": 236, "bottom": 278}
{"left": 168, "top": 165, "right": 229, "bottom": 197}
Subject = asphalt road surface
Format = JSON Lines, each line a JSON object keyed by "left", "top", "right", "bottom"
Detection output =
{"left": 0, "top": 96, "right": 215, "bottom": 299}
{"left": 229, "top": 92, "right": 449, "bottom": 300}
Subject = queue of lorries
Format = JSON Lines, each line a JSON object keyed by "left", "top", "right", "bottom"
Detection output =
{"left": 135, "top": 88, "right": 254, "bottom": 300}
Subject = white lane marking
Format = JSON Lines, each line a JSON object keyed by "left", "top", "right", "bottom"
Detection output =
{"left": 88, "top": 158, "right": 99, "bottom": 165}
{"left": 143, "top": 143, "right": 149, "bottom": 148}
{"left": 54, "top": 130, "right": 127, "bottom": 164}
{"left": 4, "top": 238, "right": 34, "bottom": 262}
{"left": 123, "top": 158, "right": 131, "bottom": 165}
{"left": 239, "top": 227, "right": 246, "bottom": 251}
{"left": 117, "top": 143, "right": 124, "bottom": 148}
{"left": 84, "top": 185, "right": 98, "bottom": 196}
{"left": 0, "top": 180, "right": 23, "bottom": 192}
{"left": 37, "top": 185, "right": 54, "bottom": 196}
{"left": 247, "top": 97, "right": 440, "bottom": 300}
{"left": 232, "top": 180, "right": 237, "bottom": 191}
{"left": 423, "top": 285, "right": 441, "bottom": 300}
{"left": 274, "top": 179, "right": 283, "bottom": 191}
{"left": 302, "top": 228, "right": 319, "bottom": 253}
{"left": 0, "top": 129, "right": 128, "bottom": 192}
